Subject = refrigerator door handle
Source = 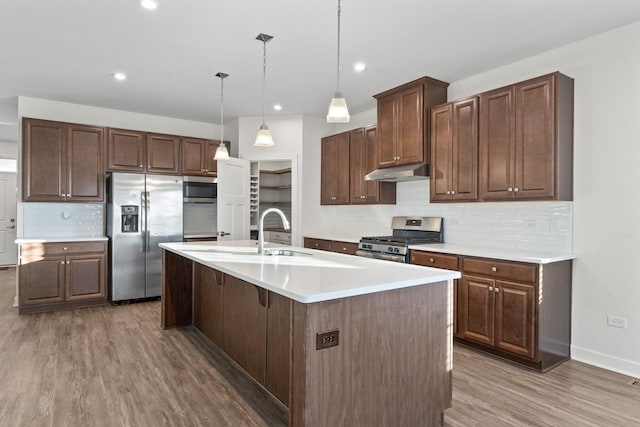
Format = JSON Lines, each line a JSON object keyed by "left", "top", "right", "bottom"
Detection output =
{"left": 141, "top": 191, "right": 147, "bottom": 253}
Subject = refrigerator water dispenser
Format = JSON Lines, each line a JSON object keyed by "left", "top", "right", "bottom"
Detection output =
{"left": 121, "top": 205, "right": 139, "bottom": 233}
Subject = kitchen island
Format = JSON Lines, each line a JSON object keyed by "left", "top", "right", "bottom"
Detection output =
{"left": 160, "top": 240, "right": 460, "bottom": 427}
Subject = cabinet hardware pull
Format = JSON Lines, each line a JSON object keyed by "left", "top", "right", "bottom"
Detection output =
{"left": 446, "top": 191, "right": 451, "bottom": 195}
{"left": 60, "top": 261, "right": 65, "bottom": 265}
{"left": 429, "top": 258, "right": 434, "bottom": 263}
{"left": 494, "top": 287, "right": 500, "bottom": 293}
{"left": 63, "top": 247, "right": 67, "bottom": 251}
{"left": 489, "top": 286, "right": 494, "bottom": 291}
{"left": 451, "top": 190, "right": 456, "bottom": 195}
{"left": 491, "top": 266, "right": 497, "bottom": 272}
{"left": 508, "top": 187, "right": 513, "bottom": 192}
{"left": 139, "top": 164, "right": 143, "bottom": 168}
{"left": 66, "top": 261, "right": 70, "bottom": 265}
{"left": 514, "top": 187, "right": 519, "bottom": 192}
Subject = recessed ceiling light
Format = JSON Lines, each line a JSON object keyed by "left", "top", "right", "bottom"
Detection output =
{"left": 354, "top": 62, "right": 366, "bottom": 72}
{"left": 273, "top": 104, "right": 282, "bottom": 111}
{"left": 140, "top": 0, "right": 158, "bottom": 10}
{"left": 113, "top": 72, "right": 127, "bottom": 81}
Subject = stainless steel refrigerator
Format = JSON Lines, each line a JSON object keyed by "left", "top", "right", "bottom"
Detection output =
{"left": 107, "top": 173, "right": 183, "bottom": 302}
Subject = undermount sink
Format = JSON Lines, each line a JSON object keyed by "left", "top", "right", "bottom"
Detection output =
{"left": 263, "top": 249, "right": 311, "bottom": 257}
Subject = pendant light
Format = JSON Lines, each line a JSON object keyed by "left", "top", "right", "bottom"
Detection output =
{"left": 327, "top": 0, "right": 350, "bottom": 123}
{"left": 214, "top": 72, "right": 230, "bottom": 160}
{"left": 255, "top": 33, "right": 275, "bottom": 147}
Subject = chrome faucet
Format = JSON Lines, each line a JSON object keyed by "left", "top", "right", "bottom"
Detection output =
{"left": 258, "top": 208, "right": 290, "bottom": 254}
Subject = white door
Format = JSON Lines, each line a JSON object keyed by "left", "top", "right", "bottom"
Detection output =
{"left": 217, "top": 157, "right": 250, "bottom": 241}
{"left": 0, "top": 172, "right": 17, "bottom": 266}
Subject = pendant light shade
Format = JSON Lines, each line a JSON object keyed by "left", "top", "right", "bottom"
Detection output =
{"left": 327, "top": 0, "right": 350, "bottom": 123}
{"left": 214, "top": 72, "right": 230, "bottom": 160}
{"left": 255, "top": 33, "right": 275, "bottom": 147}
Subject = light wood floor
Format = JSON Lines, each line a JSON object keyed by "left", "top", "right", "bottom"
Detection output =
{"left": 1, "top": 267, "right": 639, "bottom": 426}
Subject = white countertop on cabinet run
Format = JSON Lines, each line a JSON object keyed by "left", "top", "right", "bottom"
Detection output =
{"left": 160, "top": 240, "right": 460, "bottom": 304}
{"left": 409, "top": 243, "right": 574, "bottom": 264}
{"left": 16, "top": 236, "right": 108, "bottom": 244}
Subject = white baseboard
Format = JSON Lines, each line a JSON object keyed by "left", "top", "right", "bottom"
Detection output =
{"left": 572, "top": 345, "right": 640, "bottom": 379}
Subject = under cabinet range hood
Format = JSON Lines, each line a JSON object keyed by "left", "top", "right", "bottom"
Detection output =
{"left": 364, "top": 163, "right": 429, "bottom": 182}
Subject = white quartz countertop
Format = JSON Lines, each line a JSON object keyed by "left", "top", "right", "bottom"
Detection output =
{"left": 408, "top": 243, "right": 574, "bottom": 264}
{"left": 303, "top": 234, "right": 362, "bottom": 244}
{"left": 16, "top": 236, "right": 108, "bottom": 243}
{"left": 160, "top": 240, "right": 460, "bottom": 304}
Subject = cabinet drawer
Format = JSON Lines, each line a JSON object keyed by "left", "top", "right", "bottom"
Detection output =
{"left": 20, "top": 241, "right": 106, "bottom": 258}
{"left": 304, "top": 238, "right": 332, "bottom": 251}
{"left": 462, "top": 257, "right": 537, "bottom": 284}
{"left": 272, "top": 232, "right": 292, "bottom": 244}
{"left": 331, "top": 241, "right": 359, "bottom": 256}
{"left": 411, "top": 251, "right": 459, "bottom": 270}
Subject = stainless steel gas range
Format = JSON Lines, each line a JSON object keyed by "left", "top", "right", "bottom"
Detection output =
{"left": 357, "top": 216, "right": 443, "bottom": 263}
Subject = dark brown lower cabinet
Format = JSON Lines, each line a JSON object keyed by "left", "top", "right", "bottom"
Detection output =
{"left": 222, "top": 276, "right": 268, "bottom": 384}
{"left": 457, "top": 256, "right": 572, "bottom": 371}
{"left": 19, "top": 241, "right": 107, "bottom": 314}
{"left": 303, "top": 237, "right": 358, "bottom": 255}
{"left": 193, "top": 263, "right": 223, "bottom": 347}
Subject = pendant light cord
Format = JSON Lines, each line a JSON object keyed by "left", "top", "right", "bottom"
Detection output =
{"left": 262, "top": 38, "right": 267, "bottom": 127}
{"left": 336, "top": 0, "right": 342, "bottom": 94}
{"left": 220, "top": 77, "right": 224, "bottom": 143}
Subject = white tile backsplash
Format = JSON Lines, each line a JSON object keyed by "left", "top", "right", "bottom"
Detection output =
{"left": 312, "top": 180, "right": 573, "bottom": 254}
{"left": 22, "top": 203, "right": 104, "bottom": 238}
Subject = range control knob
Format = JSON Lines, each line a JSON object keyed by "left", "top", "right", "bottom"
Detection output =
{"left": 394, "top": 248, "right": 400, "bottom": 253}
{"left": 388, "top": 247, "right": 394, "bottom": 252}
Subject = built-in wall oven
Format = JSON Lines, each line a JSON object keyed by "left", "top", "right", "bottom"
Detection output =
{"left": 183, "top": 176, "right": 218, "bottom": 240}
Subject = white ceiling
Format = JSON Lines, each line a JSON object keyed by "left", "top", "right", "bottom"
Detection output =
{"left": 2, "top": 0, "right": 640, "bottom": 142}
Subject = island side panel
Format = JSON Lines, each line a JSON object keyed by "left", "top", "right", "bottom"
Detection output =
{"left": 161, "top": 250, "right": 194, "bottom": 329}
{"left": 291, "top": 280, "right": 452, "bottom": 427}
{"left": 266, "top": 291, "right": 293, "bottom": 406}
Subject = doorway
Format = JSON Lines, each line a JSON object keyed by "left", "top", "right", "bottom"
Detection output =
{"left": 0, "top": 168, "right": 18, "bottom": 266}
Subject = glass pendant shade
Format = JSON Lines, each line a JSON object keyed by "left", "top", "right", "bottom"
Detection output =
{"left": 254, "top": 124, "right": 275, "bottom": 147}
{"left": 214, "top": 144, "right": 229, "bottom": 160}
{"left": 327, "top": 92, "right": 350, "bottom": 123}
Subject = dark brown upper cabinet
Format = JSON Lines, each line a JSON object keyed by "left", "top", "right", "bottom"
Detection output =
{"left": 430, "top": 97, "right": 479, "bottom": 202}
{"left": 107, "top": 128, "right": 145, "bottom": 172}
{"left": 146, "top": 133, "right": 181, "bottom": 174}
{"left": 321, "top": 131, "right": 350, "bottom": 205}
{"left": 181, "top": 138, "right": 220, "bottom": 176}
{"left": 479, "top": 72, "right": 574, "bottom": 201}
{"left": 107, "top": 129, "right": 181, "bottom": 175}
{"left": 349, "top": 126, "right": 396, "bottom": 204}
{"left": 374, "top": 77, "right": 449, "bottom": 169}
{"left": 22, "top": 118, "right": 104, "bottom": 202}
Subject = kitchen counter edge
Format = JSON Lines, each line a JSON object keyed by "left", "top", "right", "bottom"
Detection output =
{"left": 16, "top": 236, "right": 109, "bottom": 244}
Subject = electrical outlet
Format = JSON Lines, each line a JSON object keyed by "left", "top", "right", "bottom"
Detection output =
{"left": 316, "top": 329, "right": 339, "bottom": 350}
{"left": 607, "top": 315, "right": 628, "bottom": 329}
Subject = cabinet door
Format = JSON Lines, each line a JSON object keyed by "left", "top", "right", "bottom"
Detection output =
{"left": 222, "top": 276, "right": 267, "bottom": 384}
{"left": 320, "top": 135, "right": 335, "bottom": 205}
{"left": 67, "top": 125, "right": 105, "bottom": 201}
{"left": 376, "top": 95, "right": 397, "bottom": 167}
{"left": 266, "top": 291, "right": 291, "bottom": 405}
{"left": 452, "top": 97, "right": 479, "bottom": 201}
{"left": 107, "top": 128, "right": 145, "bottom": 172}
{"left": 181, "top": 138, "right": 206, "bottom": 176}
{"left": 514, "top": 74, "right": 555, "bottom": 199}
{"left": 204, "top": 140, "right": 220, "bottom": 175}
{"left": 397, "top": 84, "right": 425, "bottom": 165}
{"left": 193, "top": 264, "right": 223, "bottom": 347}
{"left": 65, "top": 252, "right": 106, "bottom": 301}
{"left": 458, "top": 275, "right": 494, "bottom": 345}
{"left": 494, "top": 280, "right": 536, "bottom": 359}
{"left": 22, "top": 118, "right": 66, "bottom": 201}
{"left": 430, "top": 103, "right": 453, "bottom": 201}
{"left": 349, "top": 128, "right": 367, "bottom": 204}
{"left": 19, "top": 255, "right": 66, "bottom": 305}
{"left": 321, "top": 132, "right": 350, "bottom": 205}
{"left": 479, "top": 86, "right": 515, "bottom": 200}
{"left": 146, "top": 133, "right": 181, "bottom": 174}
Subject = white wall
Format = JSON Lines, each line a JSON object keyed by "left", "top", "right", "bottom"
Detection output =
{"left": 0, "top": 141, "right": 18, "bottom": 159}
{"left": 303, "top": 21, "right": 640, "bottom": 377}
